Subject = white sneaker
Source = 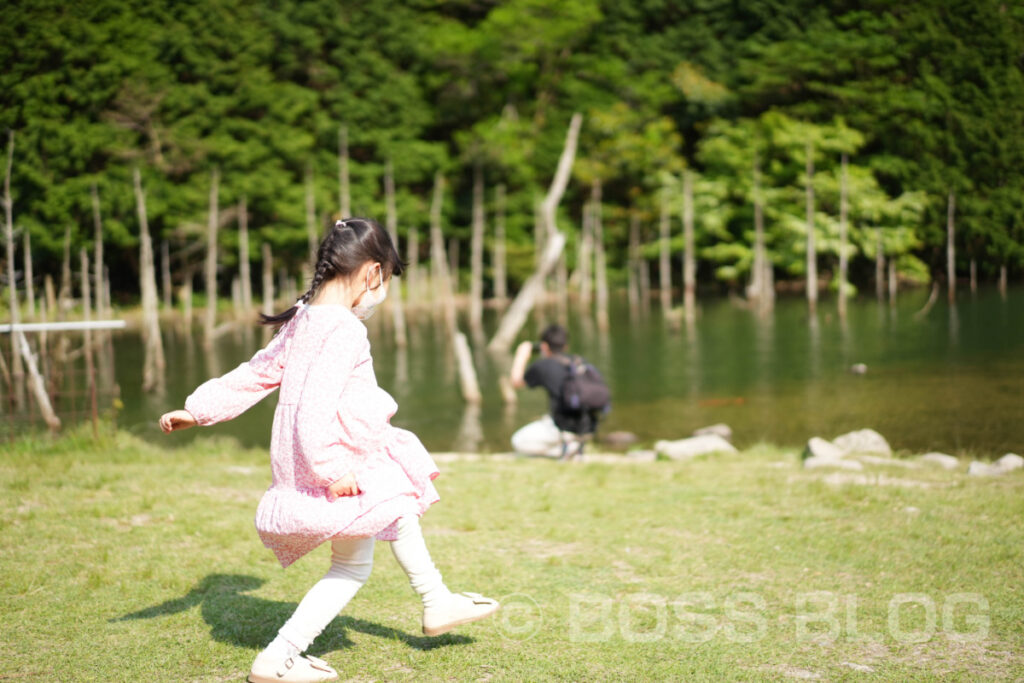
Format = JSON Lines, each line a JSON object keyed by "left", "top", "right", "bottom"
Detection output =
{"left": 247, "top": 652, "right": 338, "bottom": 683}
{"left": 422, "top": 591, "right": 500, "bottom": 636}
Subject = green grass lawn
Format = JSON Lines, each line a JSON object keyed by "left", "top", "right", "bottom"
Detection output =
{"left": 2, "top": 426, "right": 1022, "bottom": 681}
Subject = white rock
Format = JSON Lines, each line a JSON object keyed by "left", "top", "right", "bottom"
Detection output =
{"left": 654, "top": 435, "right": 737, "bottom": 461}
{"left": 833, "top": 429, "right": 892, "bottom": 457}
{"left": 804, "top": 456, "right": 864, "bottom": 471}
{"left": 968, "top": 461, "right": 1002, "bottom": 477}
{"left": 918, "top": 452, "right": 959, "bottom": 470}
{"left": 996, "top": 453, "right": 1023, "bottom": 472}
{"left": 692, "top": 423, "right": 733, "bottom": 441}
{"left": 805, "top": 437, "right": 845, "bottom": 461}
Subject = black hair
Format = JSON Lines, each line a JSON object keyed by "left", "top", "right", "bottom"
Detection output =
{"left": 260, "top": 217, "right": 404, "bottom": 326}
{"left": 540, "top": 324, "right": 568, "bottom": 352}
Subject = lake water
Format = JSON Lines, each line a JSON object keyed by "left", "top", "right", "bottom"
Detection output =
{"left": 8, "top": 286, "right": 1023, "bottom": 456}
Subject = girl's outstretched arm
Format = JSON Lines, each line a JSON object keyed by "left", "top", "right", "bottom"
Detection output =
{"left": 182, "top": 326, "right": 292, "bottom": 426}
{"left": 159, "top": 409, "right": 197, "bottom": 433}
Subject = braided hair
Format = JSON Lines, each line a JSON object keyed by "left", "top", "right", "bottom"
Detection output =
{"left": 260, "top": 217, "right": 404, "bottom": 326}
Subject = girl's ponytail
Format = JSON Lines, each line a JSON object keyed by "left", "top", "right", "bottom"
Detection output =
{"left": 260, "top": 217, "right": 404, "bottom": 327}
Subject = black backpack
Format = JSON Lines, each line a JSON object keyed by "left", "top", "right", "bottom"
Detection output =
{"left": 558, "top": 355, "right": 611, "bottom": 415}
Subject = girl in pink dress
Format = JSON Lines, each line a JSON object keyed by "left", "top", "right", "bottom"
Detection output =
{"left": 159, "top": 218, "right": 498, "bottom": 683}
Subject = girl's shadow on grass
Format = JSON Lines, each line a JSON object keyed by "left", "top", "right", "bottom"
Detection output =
{"left": 112, "top": 573, "right": 471, "bottom": 656}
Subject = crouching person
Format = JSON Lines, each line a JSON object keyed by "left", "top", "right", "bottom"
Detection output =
{"left": 508, "top": 324, "right": 610, "bottom": 460}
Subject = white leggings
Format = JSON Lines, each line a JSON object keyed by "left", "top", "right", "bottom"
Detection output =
{"left": 275, "top": 515, "right": 447, "bottom": 654}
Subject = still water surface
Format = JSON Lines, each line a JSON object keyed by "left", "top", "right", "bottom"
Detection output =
{"left": 102, "top": 286, "right": 1023, "bottom": 456}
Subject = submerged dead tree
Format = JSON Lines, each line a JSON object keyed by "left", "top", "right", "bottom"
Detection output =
{"left": 383, "top": 159, "right": 407, "bottom": 348}
{"left": 429, "top": 171, "right": 456, "bottom": 333}
{"left": 493, "top": 184, "right": 507, "bottom": 304}
{"left": 947, "top": 191, "right": 956, "bottom": 304}
{"left": 805, "top": 140, "right": 818, "bottom": 314}
{"left": 132, "top": 166, "right": 165, "bottom": 393}
{"left": 577, "top": 201, "right": 593, "bottom": 307}
{"left": 488, "top": 112, "right": 582, "bottom": 353}
{"left": 838, "top": 153, "right": 849, "bottom": 320}
{"left": 22, "top": 231, "right": 35, "bottom": 320}
{"left": 469, "top": 164, "right": 485, "bottom": 332}
{"left": 203, "top": 168, "right": 219, "bottom": 348}
{"left": 238, "top": 197, "right": 253, "bottom": 312}
{"left": 679, "top": 169, "right": 696, "bottom": 321}
{"left": 91, "top": 183, "right": 105, "bottom": 319}
{"left": 658, "top": 191, "right": 671, "bottom": 310}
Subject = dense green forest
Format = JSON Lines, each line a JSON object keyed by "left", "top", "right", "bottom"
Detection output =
{"left": 3, "top": 0, "right": 1023, "bottom": 305}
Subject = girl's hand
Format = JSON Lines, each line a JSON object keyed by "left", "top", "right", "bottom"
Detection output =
{"left": 159, "top": 410, "right": 198, "bottom": 433}
{"left": 328, "top": 472, "right": 360, "bottom": 499}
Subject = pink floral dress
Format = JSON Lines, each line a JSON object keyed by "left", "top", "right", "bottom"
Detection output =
{"left": 184, "top": 303, "right": 440, "bottom": 568}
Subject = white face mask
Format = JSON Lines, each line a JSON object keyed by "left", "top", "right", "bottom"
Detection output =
{"left": 351, "top": 266, "right": 387, "bottom": 320}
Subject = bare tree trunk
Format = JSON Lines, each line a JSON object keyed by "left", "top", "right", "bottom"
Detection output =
{"left": 23, "top": 230, "right": 35, "bottom": 320}
{"left": 448, "top": 238, "right": 459, "bottom": 295}
{"left": 969, "top": 258, "right": 977, "bottom": 294}
{"left": 998, "top": 264, "right": 1007, "bottom": 298}
{"left": 838, "top": 153, "right": 849, "bottom": 320}
{"left": 44, "top": 276, "right": 56, "bottom": 325}
{"left": 181, "top": 265, "right": 194, "bottom": 336}
{"left": 383, "top": 159, "right": 407, "bottom": 348}
{"left": 751, "top": 162, "right": 772, "bottom": 315}
{"left": 429, "top": 172, "right": 446, "bottom": 302}
{"left": 488, "top": 112, "right": 582, "bottom": 352}
{"left": 875, "top": 228, "right": 885, "bottom": 301}
{"left": 239, "top": 197, "right": 253, "bottom": 312}
{"left": 338, "top": 125, "right": 350, "bottom": 218}
{"left": 91, "top": 183, "right": 104, "bottom": 319}
{"left": 453, "top": 331, "right": 482, "bottom": 403}
{"left": 659, "top": 189, "right": 672, "bottom": 310}
{"left": 204, "top": 168, "right": 220, "bottom": 348}
{"left": 14, "top": 330, "right": 60, "bottom": 431}
{"left": 160, "top": 240, "right": 172, "bottom": 310}
{"left": 261, "top": 243, "right": 274, "bottom": 317}
{"left": 888, "top": 258, "right": 897, "bottom": 304}
{"left": 805, "top": 140, "right": 817, "bottom": 314}
{"left": 429, "top": 171, "right": 456, "bottom": 332}
{"left": 133, "top": 166, "right": 165, "bottom": 393}
{"left": 407, "top": 226, "right": 419, "bottom": 305}
{"left": 493, "top": 184, "right": 507, "bottom": 304}
{"left": 59, "top": 225, "right": 72, "bottom": 316}
{"left": 946, "top": 191, "right": 956, "bottom": 304}
{"left": 638, "top": 240, "right": 651, "bottom": 313}
{"left": 682, "top": 171, "right": 696, "bottom": 323}
{"left": 627, "top": 211, "right": 640, "bottom": 312}
{"left": 578, "top": 201, "right": 593, "bottom": 308}
{"left": 3, "top": 130, "right": 24, "bottom": 408}
{"left": 231, "top": 276, "right": 241, "bottom": 321}
{"left": 593, "top": 179, "right": 610, "bottom": 332}
{"left": 80, "top": 248, "right": 98, "bottom": 435}
{"left": 469, "top": 164, "right": 485, "bottom": 331}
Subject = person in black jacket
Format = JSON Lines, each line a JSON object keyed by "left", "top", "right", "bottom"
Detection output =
{"left": 508, "top": 324, "right": 602, "bottom": 458}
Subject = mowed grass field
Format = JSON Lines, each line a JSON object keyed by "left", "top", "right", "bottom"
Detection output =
{"left": 1, "top": 426, "right": 1022, "bottom": 681}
